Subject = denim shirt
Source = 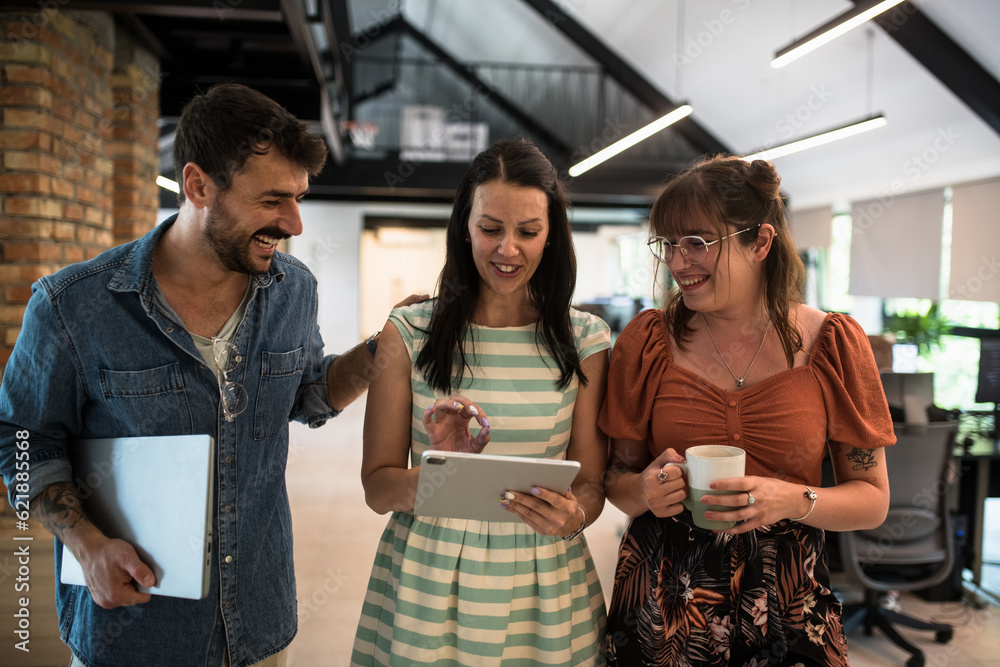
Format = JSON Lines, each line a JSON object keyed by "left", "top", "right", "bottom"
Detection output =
{"left": 0, "top": 216, "right": 338, "bottom": 667}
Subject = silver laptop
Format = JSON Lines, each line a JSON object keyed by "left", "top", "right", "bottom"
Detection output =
{"left": 60, "top": 435, "right": 215, "bottom": 600}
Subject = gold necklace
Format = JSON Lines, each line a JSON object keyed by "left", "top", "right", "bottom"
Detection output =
{"left": 702, "top": 314, "right": 771, "bottom": 388}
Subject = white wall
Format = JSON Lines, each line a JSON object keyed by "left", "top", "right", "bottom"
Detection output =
{"left": 290, "top": 202, "right": 364, "bottom": 354}
{"left": 290, "top": 201, "right": 452, "bottom": 353}
{"left": 360, "top": 227, "right": 447, "bottom": 334}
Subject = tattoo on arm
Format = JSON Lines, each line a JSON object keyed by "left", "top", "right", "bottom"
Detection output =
{"left": 846, "top": 448, "right": 878, "bottom": 471}
{"left": 30, "top": 481, "right": 86, "bottom": 541}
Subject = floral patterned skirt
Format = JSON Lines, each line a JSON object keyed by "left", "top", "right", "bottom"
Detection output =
{"left": 604, "top": 512, "right": 848, "bottom": 667}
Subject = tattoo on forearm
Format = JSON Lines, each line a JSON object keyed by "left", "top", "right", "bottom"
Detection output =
{"left": 30, "top": 482, "right": 86, "bottom": 541}
{"left": 846, "top": 448, "right": 878, "bottom": 471}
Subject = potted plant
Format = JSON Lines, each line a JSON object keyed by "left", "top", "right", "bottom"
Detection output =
{"left": 883, "top": 302, "right": 951, "bottom": 355}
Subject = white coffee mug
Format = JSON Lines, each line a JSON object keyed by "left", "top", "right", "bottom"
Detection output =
{"left": 663, "top": 444, "right": 746, "bottom": 530}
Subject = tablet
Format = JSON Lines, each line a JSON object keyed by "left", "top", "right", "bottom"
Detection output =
{"left": 414, "top": 450, "right": 581, "bottom": 523}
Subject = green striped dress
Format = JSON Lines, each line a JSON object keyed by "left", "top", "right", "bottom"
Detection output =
{"left": 351, "top": 301, "right": 610, "bottom": 666}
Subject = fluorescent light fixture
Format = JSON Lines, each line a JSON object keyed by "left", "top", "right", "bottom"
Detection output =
{"left": 771, "top": 0, "right": 905, "bottom": 69}
{"left": 742, "top": 115, "right": 887, "bottom": 162}
{"left": 568, "top": 105, "right": 693, "bottom": 178}
{"left": 156, "top": 175, "right": 179, "bottom": 193}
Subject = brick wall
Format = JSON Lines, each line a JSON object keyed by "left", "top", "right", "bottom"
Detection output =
{"left": 0, "top": 9, "right": 159, "bottom": 372}
{"left": 112, "top": 28, "right": 160, "bottom": 247}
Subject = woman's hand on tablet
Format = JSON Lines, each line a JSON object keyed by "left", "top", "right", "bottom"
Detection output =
{"left": 502, "top": 486, "right": 581, "bottom": 537}
{"left": 423, "top": 395, "right": 491, "bottom": 454}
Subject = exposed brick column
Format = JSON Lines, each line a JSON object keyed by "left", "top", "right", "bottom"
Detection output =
{"left": 0, "top": 9, "right": 115, "bottom": 370}
{"left": 112, "top": 26, "right": 160, "bottom": 246}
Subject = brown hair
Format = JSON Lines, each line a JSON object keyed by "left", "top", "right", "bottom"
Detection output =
{"left": 416, "top": 137, "right": 583, "bottom": 393}
{"left": 650, "top": 154, "right": 806, "bottom": 368}
{"left": 173, "top": 83, "right": 328, "bottom": 204}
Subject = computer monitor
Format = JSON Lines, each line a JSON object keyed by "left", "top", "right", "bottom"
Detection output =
{"left": 975, "top": 337, "right": 1000, "bottom": 405}
{"left": 880, "top": 372, "right": 934, "bottom": 428}
{"left": 891, "top": 343, "right": 919, "bottom": 373}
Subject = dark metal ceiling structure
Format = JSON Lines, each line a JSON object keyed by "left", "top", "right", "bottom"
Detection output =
{"left": 65, "top": 1, "right": 1000, "bottom": 210}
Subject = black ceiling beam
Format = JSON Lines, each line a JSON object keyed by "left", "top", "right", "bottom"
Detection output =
{"left": 281, "top": 0, "right": 331, "bottom": 86}
{"left": 309, "top": 158, "right": 467, "bottom": 203}
{"left": 304, "top": 155, "right": 672, "bottom": 207}
{"left": 116, "top": 13, "right": 174, "bottom": 62}
{"left": 353, "top": 79, "right": 396, "bottom": 106}
{"left": 857, "top": 1, "right": 1000, "bottom": 138}
{"left": 56, "top": 0, "right": 282, "bottom": 21}
{"left": 158, "top": 75, "right": 321, "bottom": 120}
{"left": 280, "top": 0, "right": 345, "bottom": 164}
{"left": 324, "top": 0, "right": 354, "bottom": 116}
{"left": 521, "top": 0, "right": 729, "bottom": 156}
{"left": 387, "top": 16, "right": 574, "bottom": 159}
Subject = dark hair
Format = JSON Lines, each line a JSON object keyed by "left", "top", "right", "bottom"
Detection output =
{"left": 172, "top": 83, "right": 328, "bottom": 204}
{"left": 416, "top": 138, "right": 584, "bottom": 393}
{"left": 651, "top": 154, "right": 806, "bottom": 368}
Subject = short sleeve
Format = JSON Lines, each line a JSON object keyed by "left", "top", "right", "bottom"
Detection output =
{"left": 388, "top": 307, "right": 415, "bottom": 351}
{"left": 598, "top": 309, "right": 672, "bottom": 442}
{"left": 570, "top": 308, "right": 612, "bottom": 361}
{"left": 386, "top": 300, "right": 435, "bottom": 361}
{"left": 811, "top": 313, "right": 895, "bottom": 449}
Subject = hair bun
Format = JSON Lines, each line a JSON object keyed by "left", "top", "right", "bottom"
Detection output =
{"left": 746, "top": 159, "right": 781, "bottom": 200}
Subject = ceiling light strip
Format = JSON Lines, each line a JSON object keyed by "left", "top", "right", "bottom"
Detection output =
{"left": 742, "top": 115, "right": 887, "bottom": 162}
{"left": 156, "top": 175, "right": 180, "bottom": 193}
{"left": 568, "top": 105, "right": 693, "bottom": 178}
{"left": 770, "top": 0, "right": 906, "bottom": 69}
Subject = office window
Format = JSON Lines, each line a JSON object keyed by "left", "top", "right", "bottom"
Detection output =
{"left": 823, "top": 213, "right": 856, "bottom": 316}
{"left": 816, "top": 206, "right": 999, "bottom": 412}
{"left": 883, "top": 194, "right": 999, "bottom": 411}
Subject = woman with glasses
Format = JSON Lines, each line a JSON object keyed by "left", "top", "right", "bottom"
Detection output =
{"left": 351, "top": 138, "right": 610, "bottom": 666}
{"left": 600, "top": 155, "right": 894, "bottom": 666}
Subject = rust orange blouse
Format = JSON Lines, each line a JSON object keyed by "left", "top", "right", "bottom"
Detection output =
{"left": 598, "top": 309, "right": 895, "bottom": 487}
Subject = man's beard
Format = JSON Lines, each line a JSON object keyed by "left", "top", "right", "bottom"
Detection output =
{"left": 203, "top": 199, "right": 286, "bottom": 275}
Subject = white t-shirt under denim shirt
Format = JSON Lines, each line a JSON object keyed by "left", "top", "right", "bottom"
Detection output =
{"left": 153, "top": 282, "right": 253, "bottom": 385}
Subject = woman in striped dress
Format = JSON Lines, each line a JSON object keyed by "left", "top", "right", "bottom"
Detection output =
{"left": 351, "top": 138, "right": 610, "bottom": 666}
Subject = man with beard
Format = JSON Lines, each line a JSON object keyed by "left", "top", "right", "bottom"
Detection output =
{"left": 0, "top": 83, "right": 421, "bottom": 667}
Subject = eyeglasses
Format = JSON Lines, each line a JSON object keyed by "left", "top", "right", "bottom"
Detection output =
{"left": 647, "top": 225, "right": 759, "bottom": 264}
{"left": 212, "top": 338, "right": 248, "bottom": 423}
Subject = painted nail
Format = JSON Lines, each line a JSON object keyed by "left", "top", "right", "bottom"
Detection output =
{"left": 453, "top": 401, "right": 463, "bottom": 410}
{"left": 531, "top": 487, "right": 541, "bottom": 496}
{"left": 468, "top": 405, "right": 479, "bottom": 416}
{"left": 500, "top": 496, "right": 509, "bottom": 505}
{"left": 482, "top": 418, "right": 489, "bottom": 428}
{"left": 505, "top": 491, "right": 515, "bottom": 500}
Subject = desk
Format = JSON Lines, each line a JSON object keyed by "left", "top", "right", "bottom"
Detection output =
{"left": 954, "top": 435, "right": 1000, "bottom": 588}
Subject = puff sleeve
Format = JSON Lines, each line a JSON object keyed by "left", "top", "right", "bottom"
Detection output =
{"left": 811, "top": 313, "right": 896, "bottom": 449}
{"left": 598, "top": 309, "right": 672, "bottom": 442}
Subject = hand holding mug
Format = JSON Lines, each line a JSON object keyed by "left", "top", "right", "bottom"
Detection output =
{"left": 661, "top": 445, "right": 746, "bottom": 531}
{"left": 703, "top": 475, "right": 794, "bottom": 534}
{"left": 639, "top": 448, "right": 687, "bottom": 517}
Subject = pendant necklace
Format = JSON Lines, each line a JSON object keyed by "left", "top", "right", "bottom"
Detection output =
{"left": 702, "top": 313, "right": 771, "bottom": 388}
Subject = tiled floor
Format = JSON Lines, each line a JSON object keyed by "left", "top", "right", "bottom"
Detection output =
{"left": 286, "top": 400, "right": 1000, "bottom": 666}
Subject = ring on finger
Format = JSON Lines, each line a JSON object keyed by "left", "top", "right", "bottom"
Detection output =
{"left": 657, "top": 470, "right": 669, "bottom": 482}
{"left": 746, "top": 492, "right": 755, "bottom": 506}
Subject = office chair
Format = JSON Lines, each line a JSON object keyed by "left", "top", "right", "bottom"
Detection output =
{"left": 839, "top": 421, "right": 958, "bottom": 667}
